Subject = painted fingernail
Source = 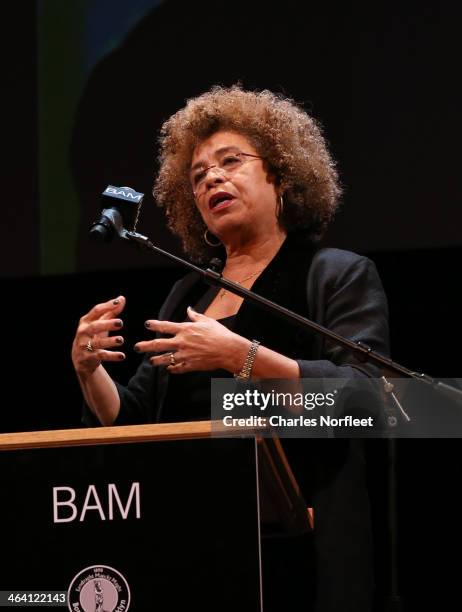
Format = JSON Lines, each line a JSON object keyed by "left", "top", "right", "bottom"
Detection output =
{"left": 115, "top": 337, "right": 124, "bottom": 345}
{"left": 115, "top": 320, "right": 123, "bottom": 328}
{"left": 113, "top": 299, "right": 120, "bottom": 305}
{"left": 119, "top": 354, "right": 125, "bottom": 360}
{"left": 133, "top": 345, "right": 141, "bottom": 352}
{"left": 144, "top": 321, "right": 151, "bottom": 328}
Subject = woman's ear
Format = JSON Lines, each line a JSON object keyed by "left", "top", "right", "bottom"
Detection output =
{"left": 263, "top": 162, "right": 281, "bottom": 187}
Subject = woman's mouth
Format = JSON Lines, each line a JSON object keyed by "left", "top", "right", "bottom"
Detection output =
{"left": 209, "top": 192, "right": 235, "bottom": 212}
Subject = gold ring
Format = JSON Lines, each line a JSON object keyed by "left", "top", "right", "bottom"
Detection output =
{"left": 169, "top": 353, "right": 176, "bottom": 366}
{"left": 85, "top": 340, "right": 94, "bottom": 352}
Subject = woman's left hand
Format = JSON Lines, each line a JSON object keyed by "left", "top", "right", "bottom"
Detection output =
{"left": 134, "top": 306, "right": 249, "bottom": 374}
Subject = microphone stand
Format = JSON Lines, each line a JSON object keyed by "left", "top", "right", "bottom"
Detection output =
{"left": 122, "top": 229, "right": 461, "bottom": 402}
{"left": 120, "top": 228, "right": 460, "bottom": 612}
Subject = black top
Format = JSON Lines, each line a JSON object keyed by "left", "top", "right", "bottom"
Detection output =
{"left": 162, "top": 316, "right": 235, "bottom": 422}
{"left": 161, "top": 284, "right": 237, "bottom": 422}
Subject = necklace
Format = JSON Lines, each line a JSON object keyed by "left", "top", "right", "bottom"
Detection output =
{"left": 219, "top": 269, "right": 262, "bottom": 299}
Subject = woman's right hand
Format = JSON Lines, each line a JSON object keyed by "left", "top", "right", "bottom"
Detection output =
{"left": 72, "top": 296, "right": 127, "bottom": 376}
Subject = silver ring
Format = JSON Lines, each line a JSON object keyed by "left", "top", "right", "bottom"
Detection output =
{"left": 85, "top": 340, "right": 94, "bottom": 352}
{"left": 169, "top": 352, "right": 176, "bottom": 366}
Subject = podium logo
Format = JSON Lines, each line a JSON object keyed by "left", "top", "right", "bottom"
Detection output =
{"left": 52, "top": 482, "right": 141, "bottom": 523}
{"left": 68, "top": 565, "right": 130, "bottom": 612}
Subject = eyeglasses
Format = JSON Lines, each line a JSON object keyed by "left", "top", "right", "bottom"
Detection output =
{"left": 191, "top": 151, "right": 262, "bottom": 197}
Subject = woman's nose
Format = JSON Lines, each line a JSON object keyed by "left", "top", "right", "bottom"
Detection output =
{"left": 205, "top": 166, "right": 226, "bottom": 187}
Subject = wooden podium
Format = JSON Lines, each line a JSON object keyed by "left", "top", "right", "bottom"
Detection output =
{"left": 0, "top": 422, "right": 311, "bottom": 611}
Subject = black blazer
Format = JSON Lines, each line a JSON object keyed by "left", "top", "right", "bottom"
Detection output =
{"left": 111, "top": 230, "right": 390, "bottom": 426}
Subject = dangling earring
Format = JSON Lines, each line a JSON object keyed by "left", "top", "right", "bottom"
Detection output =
{"left": 204, "top": 228, "right": 221, "bottom": 247}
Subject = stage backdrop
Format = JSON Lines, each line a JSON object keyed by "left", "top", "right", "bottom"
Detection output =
{"left": 2, "top": 0, "right": 461, "bottom": 277}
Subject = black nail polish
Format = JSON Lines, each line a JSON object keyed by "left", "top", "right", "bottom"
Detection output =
{"left": 115, "top": 337, "right": 123, "bottom": 345}
{"left": 113, "top": 299, "right": 120, "bottom": 305}
{"left": 119, "top": 354, "right": 125, "bottom": 360}
{"left": 133, "top": 345, "right": 140, "bottom": 352}
{"left": 144, "top": 321, "right": 151, "bottom": 328}
{"left": 115, "top": 320, "right": 123, "bottom": 328}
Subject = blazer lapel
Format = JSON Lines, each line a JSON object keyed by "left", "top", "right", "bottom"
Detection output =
{"left": 233, "top": 232, "right": 318, "bottom": 358}
{"left": 155, "top": 271, "right": 205, "bottom": 421}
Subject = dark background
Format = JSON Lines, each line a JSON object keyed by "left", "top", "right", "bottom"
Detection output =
{"left": 3, "top": 1, "right": 462, "bottom": 610}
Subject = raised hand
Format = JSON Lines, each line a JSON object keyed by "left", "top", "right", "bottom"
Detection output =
{"left": 71, "top": 296, "right": 127, "bottom": 376}
{"left": 134, "top": 306, "right": 249, "bottom": 375}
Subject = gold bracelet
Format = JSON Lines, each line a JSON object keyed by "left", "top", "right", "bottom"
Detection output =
{"left": 234, "top": 340, "right": 260, "bottom": 381}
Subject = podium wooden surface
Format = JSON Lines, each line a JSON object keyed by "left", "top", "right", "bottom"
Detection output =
{"left": 0, "top": 421, "right": 215, "bottom": 450}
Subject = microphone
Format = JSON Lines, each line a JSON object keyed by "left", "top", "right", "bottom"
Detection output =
{"left": 89, "top": 185, "right": 144, "bottom": 242}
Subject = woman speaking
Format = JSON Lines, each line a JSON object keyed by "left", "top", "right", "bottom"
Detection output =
{"left": 72, "top": 85, "right": 389, "bottom": 611}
